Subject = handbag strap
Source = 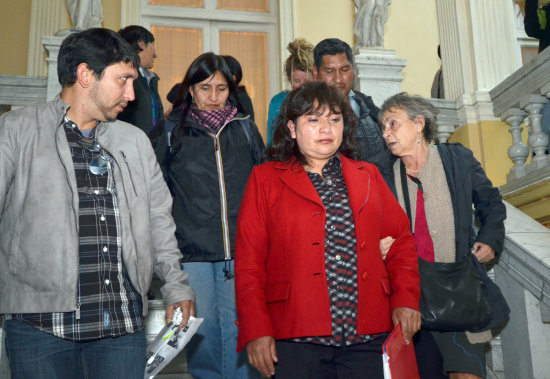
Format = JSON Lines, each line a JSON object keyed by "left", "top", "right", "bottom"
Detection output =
{"left": 399, "top": 160, "right": 413, "bottom": 234}
{"left": 399, "top": 160, "right": 424, "bottom": 235}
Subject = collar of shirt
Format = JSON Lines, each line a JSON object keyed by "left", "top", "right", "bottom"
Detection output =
{"left": 322, "top": 153, "right": 343, "bottom": 177}
{"left": 139, "top": 66, "right": 156, "bottom": 84}
{"left": 63, "top": 115, "right": 96, "bottom": 138}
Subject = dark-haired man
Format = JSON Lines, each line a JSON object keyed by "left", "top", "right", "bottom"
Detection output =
{"left": 314, "top": 38, "right": 386, "bottom": 160}
{"left": 118, "top": 25, "right": 164, "bottom": 135}
{"left": 0, "top": 28, "right": 194, "bottom": 379}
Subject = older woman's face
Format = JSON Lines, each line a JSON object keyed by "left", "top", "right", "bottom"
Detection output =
{"left": 287, "top": 106, "right": 344, "bottom": 167}
{"left": 190, "top": 71, "right": 229, "bottom": 111}
{"left": 381, "top": 107, "right": 424, "bottom": 157}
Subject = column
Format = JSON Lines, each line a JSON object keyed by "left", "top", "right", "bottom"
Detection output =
{"left": 501, "top": 108, "right": 529, "bottom": 180}
{"left": 121, "top": 0, "right": 141, "bottom": 28}
{"left": 27, "top": 0, "right": 67, "bottom": 77}
{"left": 436, "top": 0, "right": 522, "bottom": 101}
{"left": 521, "top": 94, "right": 549, "bottom": 170}
{"left": 42, "top": 36, "right": 65, "bottom": 101}
{"left": 355, "top": 48, "right": 406, "bottom": 107}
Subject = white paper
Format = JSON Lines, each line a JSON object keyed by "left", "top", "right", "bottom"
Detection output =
{"left": 144, "top": 312, "right": 203, "bottom": 379}
{"left": 383, "top": 352, "right": 392, "bottom": 379}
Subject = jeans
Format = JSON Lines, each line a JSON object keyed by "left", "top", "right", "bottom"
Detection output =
{"left": 183, "top": 260, "right": 259, "bottom": 379}
{"left": 4, "top": 319, "right": 146, "bottom": 379}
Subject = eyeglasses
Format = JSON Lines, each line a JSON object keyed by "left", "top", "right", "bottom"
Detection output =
{"left": 77, "top": 138, "right": 108, "bottom": 175}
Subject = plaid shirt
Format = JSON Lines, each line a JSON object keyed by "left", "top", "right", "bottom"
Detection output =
{"left": 293, "top": 154, "right": 372, "bottom": 346}
{"left": 6, "top": 118, "right": 144, "bottom": 341}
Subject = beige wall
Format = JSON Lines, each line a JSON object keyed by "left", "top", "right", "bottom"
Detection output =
{"left": 0, "top": 0, "right": 32, "bottom": 75}
{"left": 385, "top": 0, "right": 440, "bottom": 97}
{"left": 102, "top": 0, "right": 122, "bottom": 32}
{"left": 449, "top": 121, "right": 515, "bottom": 187}
{"left": 295, "top": 0, "right": 355, "bottom": 47}
{"left": 0, "top": 0, "right": 121, "bottom": 76}
{"left": 294, "top": 0, "right": 440, "bottom": 98}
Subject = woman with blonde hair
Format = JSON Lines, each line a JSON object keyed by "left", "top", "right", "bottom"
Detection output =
{"left": 266, "top": 38, "right": 314, "bottom": 145}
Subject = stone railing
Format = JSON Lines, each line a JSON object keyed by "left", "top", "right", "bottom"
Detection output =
{"left": 429, "top": 98, "right": 461, "bottom": 143}
{"left": 0, "top": 75, "right": 47, "bottom": 109}
{"left": 493, "top": 202, "right": 550, "bottom": 378}
{"left": 490, "top": 47, "right": 550, "bottom": 190}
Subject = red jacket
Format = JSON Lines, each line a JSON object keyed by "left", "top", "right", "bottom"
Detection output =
{"left": 235, "top": 155, "right": 420, "bottom": 352}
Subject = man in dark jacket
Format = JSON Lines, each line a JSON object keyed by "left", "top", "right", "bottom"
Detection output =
{"left": 118, "top": 25, "right": 164, "bottom": 135}
{"left": 313, "top": 38, "right": 386, "bottom": 161}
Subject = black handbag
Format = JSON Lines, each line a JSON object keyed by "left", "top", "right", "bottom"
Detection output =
{"left": 418, "top": 255, "right": 492, "bottom": 331}
{"left": 399, "top": 161, "right": 492, "bottom": 332}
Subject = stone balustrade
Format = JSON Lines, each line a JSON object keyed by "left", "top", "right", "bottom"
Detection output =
{"left": 0, "top": 75, "right": 47, "bottom": 109}
{"left": 428, "top": 98, "right": 461, "bottom": 143}
{"left": 490, "top": 47, "right": 550, "bottom": 186}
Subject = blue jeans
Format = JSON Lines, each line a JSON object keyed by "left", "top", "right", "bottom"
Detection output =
{"left": 4, "top": 319, "right": 146, "bottom": 379}
{"left": 183, "top": 260, "right": 259, "bottom": 379}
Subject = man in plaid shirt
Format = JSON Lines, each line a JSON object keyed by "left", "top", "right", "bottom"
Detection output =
{"left": 0, "top": 28, "right": 195, "bottom": 379}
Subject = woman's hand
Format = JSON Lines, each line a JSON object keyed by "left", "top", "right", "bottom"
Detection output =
{"left": 380, "top": 236, "right": 395, "bottom": 260}
{"left": 246, "top": 336, "right": 278, "bottom": 377}
{"left": 391, "top": 307, "right": 421, "bottom": 344}
{"left": 472, "top": 242, "right": 495, "bottom": 264}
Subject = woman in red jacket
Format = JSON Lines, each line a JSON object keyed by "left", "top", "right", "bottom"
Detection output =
{"left": 235, "top": 81, "right": 421, "bottom": 378}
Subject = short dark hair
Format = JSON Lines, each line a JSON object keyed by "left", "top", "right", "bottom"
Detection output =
{"left": 379, "top": 92, "right": 440, "bottom": 143}
{"left": 268, "top": 81, "right": 359, "bottom": 165}
{"left": 172, "top": 52, "right": 241, "bottom": 125}
{"left": 57, "top": 28, "right": 140, "bottom": 88}
{"left": 118, "top": 25, "right": 155, "bottom": 52}
{"left": 222, "top": 55, "right": 243, "bottom": 85}
{"left": 314, "top": 38, "right": 354, "bottom": 69}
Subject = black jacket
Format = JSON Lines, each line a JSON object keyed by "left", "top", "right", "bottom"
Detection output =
{"left": 157, "top": 108, "right": 265, "bottom": 262}
{"left": 353, "top": 90, "right": 387, "bottom": 161}
{"left": 118, "top": 71, "right": 164, "bottom": 136}
{"left": 370, "top": 143, "right": 509, "bottom": 330}
{"left": 524, "top": 0, "right": 550, "bottom": 53}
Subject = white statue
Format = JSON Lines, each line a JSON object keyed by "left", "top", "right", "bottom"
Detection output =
{"left": 67, "top": 0, "right": 103, "bottom": 30}
{"left": 353, "top": 0, "right": 392, "bottom": 48}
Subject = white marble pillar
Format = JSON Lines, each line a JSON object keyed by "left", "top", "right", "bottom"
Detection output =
{"left": 121, "top": 0, "right": 141, "bottom": 28}
{"left": 27, "top": 0, "right": 67, "bottom": 77}
{"left": 354, "top": 48, "right": 406, "bottom": 107}
{"left": 521, "top": 94, "right": 549, "bottom": 170}
{"left": 502, "top": 108, "right": 529, "bottom": 180}
{"left": 43, "top": 36, "right": 65, "bottom": 101}
{"left": 429, "top": 98, "right": 461, "bottom": 143}
{"left": 436, "top": 0, "right": 522, "bottom": 103}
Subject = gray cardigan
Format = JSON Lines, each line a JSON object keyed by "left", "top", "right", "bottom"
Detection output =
{"left": 0, "top": 96, "right": 194, "bottom": 315}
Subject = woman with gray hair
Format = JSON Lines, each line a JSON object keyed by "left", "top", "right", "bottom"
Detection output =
{"left": 373, "top": 93, "right": 509, "bottom": 379}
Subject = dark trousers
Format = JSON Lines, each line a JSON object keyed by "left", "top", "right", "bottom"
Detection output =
{"left": 274, "top": 335, "right": 387, "bottom": 379}
{"left": 413, "top": 329, "right": 447, "bottom": 378}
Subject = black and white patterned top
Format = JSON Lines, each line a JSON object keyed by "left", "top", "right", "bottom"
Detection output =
{"left": 6, "top": 117, "right": 144, "bottom": 341}
{"left": 292, "top": 154, "right": 373, "bottom": 346}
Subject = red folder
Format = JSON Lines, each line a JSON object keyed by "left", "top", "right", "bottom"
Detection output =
{"left": 382, "top": 323, "right": 420, "bottom": 379}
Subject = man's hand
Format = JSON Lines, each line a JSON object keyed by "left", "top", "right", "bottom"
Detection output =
{"left": 472, "top": 242, "right": 495, "bottom": 264}
{"left": 165, "top": 300, "right": 195, "bottom": 329}
{"left": 246, "top": 336, "right": 277, "bottom": 377}
{"left": 380, "top": 236, "right": 395, "bottom": 260}
{"left": 391, "top": 307, "right": 421, "bottom": 344}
